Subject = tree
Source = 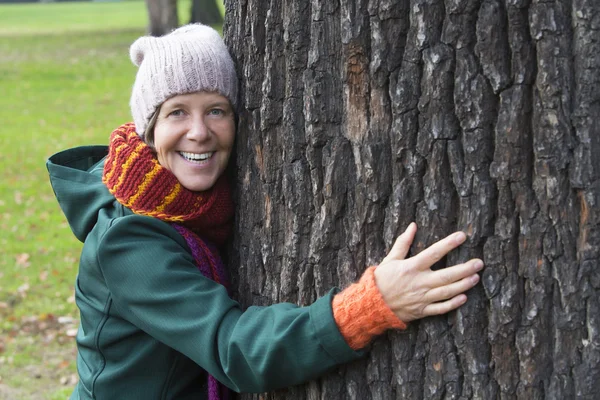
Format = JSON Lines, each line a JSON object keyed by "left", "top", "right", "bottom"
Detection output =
{"left": 224, "top": 0, "right": 600, "bottom": 398}
{"left": 190, "top": 0, "right": 224, "bottom": 25}
{"left": 145, "top": 0, "right": 178, "bottom": 36}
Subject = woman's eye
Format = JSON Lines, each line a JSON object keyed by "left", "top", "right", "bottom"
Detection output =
{"left": 209, "top": 109, "right": 224, "bottom": 116}
{"left": 169, "top": 109, "right": 185, "bottom": 117}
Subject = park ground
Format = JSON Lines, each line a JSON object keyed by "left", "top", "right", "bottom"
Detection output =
{"left": 0, "top": 0, "right": 212, "bottom": 397}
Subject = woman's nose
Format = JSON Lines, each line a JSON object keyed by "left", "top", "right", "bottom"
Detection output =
{"left": 186, "top": 117, "right": 210, "bottom": 141}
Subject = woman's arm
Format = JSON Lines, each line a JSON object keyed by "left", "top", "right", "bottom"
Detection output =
{"left": 96, "top": 215, "right": 481, "bottom": 393}
{"left": 96, "top": 215, "right": 361, "bottom": 393}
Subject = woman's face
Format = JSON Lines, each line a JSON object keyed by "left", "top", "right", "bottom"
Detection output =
{"left": 153, "top": 92, "right": 235, "bottom": 192}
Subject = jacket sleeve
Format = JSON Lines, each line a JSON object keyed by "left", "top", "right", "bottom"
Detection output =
{"left": 96, "top": 215, "right": 363, "bottom": 393}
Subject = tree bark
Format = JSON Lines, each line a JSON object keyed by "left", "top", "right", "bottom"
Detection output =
{"left": 224, "top": 0, "right": 600, "bottom": 399}
{"left": 146, "top": 0, "right": 178, "bottom": 37}
{"left": 190, "top": 0, "right": 224, "bottom": 25}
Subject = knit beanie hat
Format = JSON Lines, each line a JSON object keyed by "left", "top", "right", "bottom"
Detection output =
{"left": 129, "top": 24, "right": 238, "bottom": 137}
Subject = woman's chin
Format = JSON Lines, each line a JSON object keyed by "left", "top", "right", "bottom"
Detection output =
{"left": 180, "top": 180, "right": 215, "bottom": 192}
{"left": 177, "top": 174, "right": 219, "bottom": 192}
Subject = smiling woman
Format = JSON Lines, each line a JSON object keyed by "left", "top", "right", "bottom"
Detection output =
{"left": 46, "top": 23, "right": 482, "bottom": 400}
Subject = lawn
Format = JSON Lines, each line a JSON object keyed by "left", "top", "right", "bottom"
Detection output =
{"left": 0, "top": 0, "right": 205, "bottom": 398}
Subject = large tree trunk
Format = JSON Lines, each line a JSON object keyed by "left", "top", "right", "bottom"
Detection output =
{"left": 224, "top": 0, "right": 600, "bottom": 398}
{"left": 190, "top": 0, "right": 224, "bottom": 25}
{"left": 146, "top": 0, "right": 178, "bottom": 36}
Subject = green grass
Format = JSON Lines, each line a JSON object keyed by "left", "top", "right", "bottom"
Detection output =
{"left": 0, "top": 0, "right": 215, "bottom": 397}
{"left": 0, "top": 0, "right": 196, "bottom": 35}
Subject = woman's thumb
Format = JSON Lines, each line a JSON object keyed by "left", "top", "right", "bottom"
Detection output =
{"left": 380, "top": 223, "right": 417, "bottom": 264}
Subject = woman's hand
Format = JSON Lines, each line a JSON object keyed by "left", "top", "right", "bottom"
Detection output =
{"left": 375, "top": 223, "right": 482, "bottom": 323}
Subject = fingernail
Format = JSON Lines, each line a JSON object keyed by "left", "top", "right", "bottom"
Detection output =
{"left": 471, "top": 274, "right": 480, "bottom": 284}
{"left": 454, "top": 232, "right": 466, "bottom": 243}
{"left": 474, "top": 260, "right": 484, "bottom": 271}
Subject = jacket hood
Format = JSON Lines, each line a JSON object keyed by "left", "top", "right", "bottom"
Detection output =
{"left": 47, "top": 146, "right": 115, "bottom": 243}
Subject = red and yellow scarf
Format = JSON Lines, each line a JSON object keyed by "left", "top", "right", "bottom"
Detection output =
{"left": 102, "top": 122, "right": 233, "bottom": 246}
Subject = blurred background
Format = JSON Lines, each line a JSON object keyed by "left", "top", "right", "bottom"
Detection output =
{"left": 0, "top": 1, "right": 223, "bottom": 398}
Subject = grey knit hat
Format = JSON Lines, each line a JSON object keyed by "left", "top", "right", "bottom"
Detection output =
{"left": 129, "top": 24, "right": 238, "bottom": 137}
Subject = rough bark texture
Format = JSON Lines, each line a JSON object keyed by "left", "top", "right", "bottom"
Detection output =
{"left": 146, "top": 0, "right": 178, "bottom": 36}
{"left": 190, "top": 0, "right": 224, "bottom": 25}
{"left": 223, "top": 0, "right": 600, "bottom": 398}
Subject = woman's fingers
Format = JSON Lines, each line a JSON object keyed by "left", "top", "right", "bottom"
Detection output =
{"left": 409, "top": 231, "right": 467, "bottom": 270}
{"left": 421, "top": 294, "right": 468, "bottom": 316}
{"left": 377, "top": 229, "right": 482, "bottom": 322}
{"left": 381, "top": 223, "right": 417, "bottom": 264}
{"left": 425, "top": 273, "right": 480, "bottom": 303}
{"left": 419, "top": 259, "right": 483, "bottom": 316}
{"left": 428, "top": 259, "right": 483, "bottom": 287}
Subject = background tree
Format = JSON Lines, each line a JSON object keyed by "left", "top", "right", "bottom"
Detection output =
{"left": 224, "top": 0, "right": 600, "bottom": 398}
{"left": 190, "top": 0, "right": 223, "bottom": 25}
{"left": 145, "top": 0, "right": 178, "bottom": 36}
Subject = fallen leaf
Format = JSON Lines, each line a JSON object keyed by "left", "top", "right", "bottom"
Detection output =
{"left": 66, "top": 328, "right": 78, "bottom": 337}
{"left": 39, "top": 270, "right": 49, "bottom": 282}
{"left": 58, "top": 316, "right": 74, "bottom": 324}
{"left": 17, "top": 283, "right": 30, "bottom": 294}
{"left": 59, "top": 373, "right": 78, "bottom": 385}
{"left": 22, "top": 315, "right": 37, "bottom": 323}
{"left": 63, "top": 255, "right": 77, "bottom": 264}
{"left": 44, "top": 332, "right": 57, "bottom": 343}
{"left": 39, "top": 313, "right": 55, "bottom": 321}
{"left": 68, "top": 374, "right": 78, "bottom": 385}
{"left": 15, "top": 253, "right": 30, "bottom": 268}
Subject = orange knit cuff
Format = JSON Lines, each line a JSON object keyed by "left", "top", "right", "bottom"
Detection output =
{"left": 332, "top": 266, "right": 406, "bottom": 350}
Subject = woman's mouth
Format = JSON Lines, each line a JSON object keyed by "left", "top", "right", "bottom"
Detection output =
{"left": 179, "top": 151, "right": 214, "bottom": 164}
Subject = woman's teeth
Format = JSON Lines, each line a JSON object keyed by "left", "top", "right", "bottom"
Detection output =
{"left": 179, "top": 151, "right": 214, "bottom": 162}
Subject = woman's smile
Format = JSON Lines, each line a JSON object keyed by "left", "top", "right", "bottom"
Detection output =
{"left": 178, "top": 151, "right": 215, "bottom": 165}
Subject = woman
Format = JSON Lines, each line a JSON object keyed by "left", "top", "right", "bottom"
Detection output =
{"left": 47, "top": 24, "right": 483, "bottom": 400}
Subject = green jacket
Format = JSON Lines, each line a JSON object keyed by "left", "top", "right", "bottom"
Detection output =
{"left": 47, "top": 146, "right": 362, "bottom": 400}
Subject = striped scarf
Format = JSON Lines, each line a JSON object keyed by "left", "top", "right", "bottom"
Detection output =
{"left": 102, "top": 122, "right": 233, "bottom": 246}
{"left": 102, "top": 122, "right": 233, "bottom": 400}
